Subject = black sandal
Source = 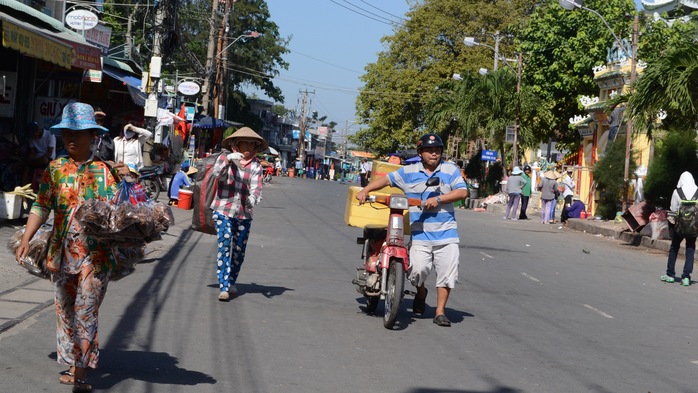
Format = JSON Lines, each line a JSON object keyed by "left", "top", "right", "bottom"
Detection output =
{"left": 433, "top": 314, "right": 451, "bottom": 327}
{"left": 73, "top": 379, "right": 92, "bottom": 393}
{"left": 59, "top": 370, "right": 74, "bottom": 385}
{"left": 412, "top": 288, "right": 428, "bottom": 315}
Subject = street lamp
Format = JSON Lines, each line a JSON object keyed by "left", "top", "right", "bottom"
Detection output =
{"left": 559, "top": 0, "right": 639, "bottom": 211}
{"left": 216, "top": 31, "right": 260, "bottom": 60}
{"left": 211, "top": 31, "right": 259, "bottom": 120}
{"left": 463, "top": 32, "right": 523, "bottom": 166}
{"left": 463, "top": 32, "right": 503, "bottom": 71}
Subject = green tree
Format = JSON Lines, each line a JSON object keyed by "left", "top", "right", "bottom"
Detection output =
{"left": 643, "top": 131, "right": 698, "bottom": 209}
{"left": 516, "top": 0, "right": 636, "bottom": 145}
{"left": 593, "top": 138, "right": 636, "bottom": 219}
{"left": 354, "top": 0, "right": 537, "bottom": 155}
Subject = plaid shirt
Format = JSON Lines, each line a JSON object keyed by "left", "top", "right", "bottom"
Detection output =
{"left": 210, "top": 152, "right": 263, "bottom": 219}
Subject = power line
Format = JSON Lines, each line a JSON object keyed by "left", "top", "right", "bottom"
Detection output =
{"left": 358, "top": 0, "right": 408, "bottom": 22}
{"left": 327, "top": 0, "right": 395, "bottom": 26}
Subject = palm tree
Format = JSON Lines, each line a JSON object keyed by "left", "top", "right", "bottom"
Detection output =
{"left": 627, "top": 41, "right": 698, "bottom": 133}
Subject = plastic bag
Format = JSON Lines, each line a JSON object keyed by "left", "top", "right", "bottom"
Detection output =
{"left": 6, "top": 226, "right": 52, "bottom": 279}
{"left": 649, "top": 210, "right": 671, "bottom": 241}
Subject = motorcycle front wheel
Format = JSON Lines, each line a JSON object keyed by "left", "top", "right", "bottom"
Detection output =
{"left": 383, "top": 259, "right": 405, "bottom": 329}
{"left": 140, "top": 179, "right": 160, "bottom": 200}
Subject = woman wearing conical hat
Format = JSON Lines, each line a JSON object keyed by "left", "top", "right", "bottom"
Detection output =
{"left": 210, "top": 127, "right": 268, "bottom": 301}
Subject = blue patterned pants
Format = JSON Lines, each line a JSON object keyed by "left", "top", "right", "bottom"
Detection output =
{"left": 213, "top": 212, "right": 252, "bottom": 293}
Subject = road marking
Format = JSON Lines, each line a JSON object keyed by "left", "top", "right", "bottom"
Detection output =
{"left": 583, "top": 304, "right": 614, "bottom": 319}
{"left": 521, "top": 272, "right": 540, "bottom": 282}
{"left": 691, "top": 360, "right": 698, "bottom": 366}
{"left": 479, "top": 251, "right": 494, "bottom": 259}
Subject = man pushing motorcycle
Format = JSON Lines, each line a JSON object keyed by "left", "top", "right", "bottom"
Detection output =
{"left": 355, "top": 133, "right": 468, "bottom": 327}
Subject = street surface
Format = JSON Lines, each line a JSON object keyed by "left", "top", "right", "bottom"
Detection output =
{"left": 1, "top": 176, "right": 696, "bottom": 392}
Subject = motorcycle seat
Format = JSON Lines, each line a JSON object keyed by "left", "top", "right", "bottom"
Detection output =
{"left": 139, "top": 166, "right": 160, "bottom": 174}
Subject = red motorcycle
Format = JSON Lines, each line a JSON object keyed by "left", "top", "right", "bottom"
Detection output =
{"left": 352, "top": 177, "right": 439, "bottom": 329}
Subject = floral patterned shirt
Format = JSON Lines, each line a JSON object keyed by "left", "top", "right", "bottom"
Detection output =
{"left": 31, "top": 156, "right": 120, "bottom": 273}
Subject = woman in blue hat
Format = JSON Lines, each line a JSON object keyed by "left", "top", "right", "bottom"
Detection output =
{"left": 14, "top": 103, "right": 130, "bottom": 393}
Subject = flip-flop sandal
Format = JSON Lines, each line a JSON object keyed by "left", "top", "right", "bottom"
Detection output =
{"left": 412, "top": 288, "right": 428, "bottom": 315}
{"left": 433, "top": 314, "right": 451, "bottom": 327}
{"left": 59, "top": 371, "right": 74, "bottom": 385}
{"left": 73, "top": 379, "right": 92, "bottom": 393}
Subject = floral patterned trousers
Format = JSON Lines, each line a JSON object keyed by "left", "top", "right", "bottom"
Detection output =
{"left": 54, "top": 264, "right": 109, "bottom": 369}
{"left": 213, "top": 212, "right": 252, "bottom": 293}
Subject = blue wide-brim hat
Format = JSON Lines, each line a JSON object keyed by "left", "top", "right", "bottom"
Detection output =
{"left": 49, "top": 102, "right": 109, "bottom": 136}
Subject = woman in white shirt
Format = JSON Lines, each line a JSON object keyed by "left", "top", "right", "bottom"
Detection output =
{"left": 113, "top": 123, "right": 152, "bottom": 169}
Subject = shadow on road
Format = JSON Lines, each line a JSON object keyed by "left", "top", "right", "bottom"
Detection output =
{"left": 205, "top": 282, "right": 293, "bottom": 298}
{"left": 49, "top": 349, "right": 216, "bottom": 390}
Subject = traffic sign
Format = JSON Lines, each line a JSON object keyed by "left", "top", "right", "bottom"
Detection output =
{"left": 481, "top": 149, "right": 498, "bottom": 162}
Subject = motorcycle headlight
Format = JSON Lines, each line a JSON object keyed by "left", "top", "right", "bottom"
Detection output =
{"left": 389, "top": 195, "right": 409, "bottom": 209}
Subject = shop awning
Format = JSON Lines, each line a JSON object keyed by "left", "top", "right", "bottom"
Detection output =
{"left": 0, "top": 0, "right": 101, "bottom": 70}
{"left": 1, "top": 14, "right": 72, "bottom": 69}
{"left": 102, "top": 66, "right": 141, "bottom": 89}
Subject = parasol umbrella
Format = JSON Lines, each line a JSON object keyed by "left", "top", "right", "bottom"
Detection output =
{"left": 193, "top": 116, "right": 231, "bottom": 129}
{"left": 264, "top": 146, "right": 279, "bottom": 155}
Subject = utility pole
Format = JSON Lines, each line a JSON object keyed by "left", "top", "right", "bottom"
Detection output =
{"left": 213, "top": 0, "right": 230, "bottom": 120}
{"left": 201, "top": 0, "right": 220, "bottom": 116}
{"left": 622, "top": 14, "right": 640, "bottom": 212}
{"left": 297, "top": 90, "right": 311, "bottom": 165}
{"left": 512, "top": 51, "right": 523, "bottom": 167}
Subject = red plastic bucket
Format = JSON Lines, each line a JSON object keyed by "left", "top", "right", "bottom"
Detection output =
{"left": 178, "top": 189, "right": 193, "bottom": 210}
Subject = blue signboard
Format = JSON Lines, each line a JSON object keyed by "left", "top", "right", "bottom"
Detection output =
{"left": 481, "top": 149, "right": 498, "bottom": 162}
{"left": 292, "top": 130, "right": 311, "bottom": 140}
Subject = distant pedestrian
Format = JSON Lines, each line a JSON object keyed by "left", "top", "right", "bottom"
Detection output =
{"left": 661, "top": 171, "right": 698, "bottom": 287}
{"left": 504, "top": 166, "right": 527, "bottom": 220}
{"left": 560, "top": 168, "right": 576, "bottom": 225}
{"left": 114, "top": 123, "right": 152, "bottom": 170}
{"left": 518, "top": 165, "right": 532, "bottom": 219}
{"left": 360, "top": 158, "right": 370, "bottom": 187}
{"left": 540, "top": 170, "right": 558, "bottom": 224}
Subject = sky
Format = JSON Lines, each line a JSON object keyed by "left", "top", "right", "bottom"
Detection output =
{"left": 248, "top": 0, "right": 646, "bottom": 134}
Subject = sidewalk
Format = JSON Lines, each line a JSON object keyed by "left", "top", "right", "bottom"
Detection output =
{"left": 482, "top": 200, "right": 676, "bottom": 255}
{"left": 0, "top": 199, "right": 194, "bottom": 333}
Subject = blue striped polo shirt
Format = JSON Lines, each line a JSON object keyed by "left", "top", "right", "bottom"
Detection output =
{"left": 388, "top": 160, "right": 467, "bottom": 245}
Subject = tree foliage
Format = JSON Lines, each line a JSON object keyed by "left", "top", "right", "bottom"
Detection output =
{"left": 353, "top": 0, "right": 537, "bottom": 155}
{"left": 592, "top": 138, "right": 636, "bottom": 219}
{"left": 100, "top": 0, "right": 289, "bottom": 119}
{"left": 516, "top": 0, "right": 636, "bottom": 145}
{"left": 643, "top": 131, "right": 698, "bottom": 209}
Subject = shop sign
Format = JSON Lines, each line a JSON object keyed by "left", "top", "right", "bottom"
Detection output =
{"left": 65, "top": 10, "right": 99, "bottom": 31}
{"left": 2, "top": 22, "right": 72, "bottom": 69}
{"left": 34, "top": 97, "right": 74, "bottom": 129}
{"left": 177, "top": 81, "right": 200, "bottom": 95}
{"left": 84, "top": 24, "right": 111, "bottom": 55}
{"left": 83, "top": 69, "right": 102, "bottom": 83}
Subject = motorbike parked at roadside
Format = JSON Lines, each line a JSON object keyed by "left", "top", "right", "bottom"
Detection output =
{"left": 352, "top": 177, "right": 439, "bottom": 329}
{"left": 138, "top": 165, "right": 167, "bottom": 200}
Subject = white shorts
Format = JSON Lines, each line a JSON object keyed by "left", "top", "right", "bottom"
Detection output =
{"left": 408, "top": 242, "right": 459, "bottom": 289}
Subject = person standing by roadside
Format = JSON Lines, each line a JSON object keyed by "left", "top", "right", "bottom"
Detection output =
{"left": 661, "top": 171, "right": 698, "bottom": 287}
{"left": 210, "top": 127, "right": 266, "bottom": 301}
{"left": 15, "top": 103, "right": 130, "bottom": 393}
{"left": 560, "top": 168, "right": 576, "bottom": 225}
{"left": 359, "top": 158, "right": 370, "bottom": 187}
{"left": 540, "top": 170, "right": 558, "bottom": 224}
{"left": 518, "top": 165, "right": 532, "bottom": 219}
{"left": 92, "top": 108, "right": 114, "bottom": 162}
{"left": 504, "top": 166, "right": 527, "bottom": 220}
{"left": 356, "top": 133, "right": 468, "bottom": 327}
{"left": 113, "top": 123, "right": 152, "bottom": 170}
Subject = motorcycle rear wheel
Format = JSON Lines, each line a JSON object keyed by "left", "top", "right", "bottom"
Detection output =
{"left": 383, "top": 260, "right": 405, "bottom": 329}
{"left": 140, "top": 179, "right": 160, "bottom": 201}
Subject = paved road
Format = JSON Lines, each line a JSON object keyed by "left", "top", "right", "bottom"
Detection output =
{"left": 0, "top": 177, "right": 696, "bottom": 392}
